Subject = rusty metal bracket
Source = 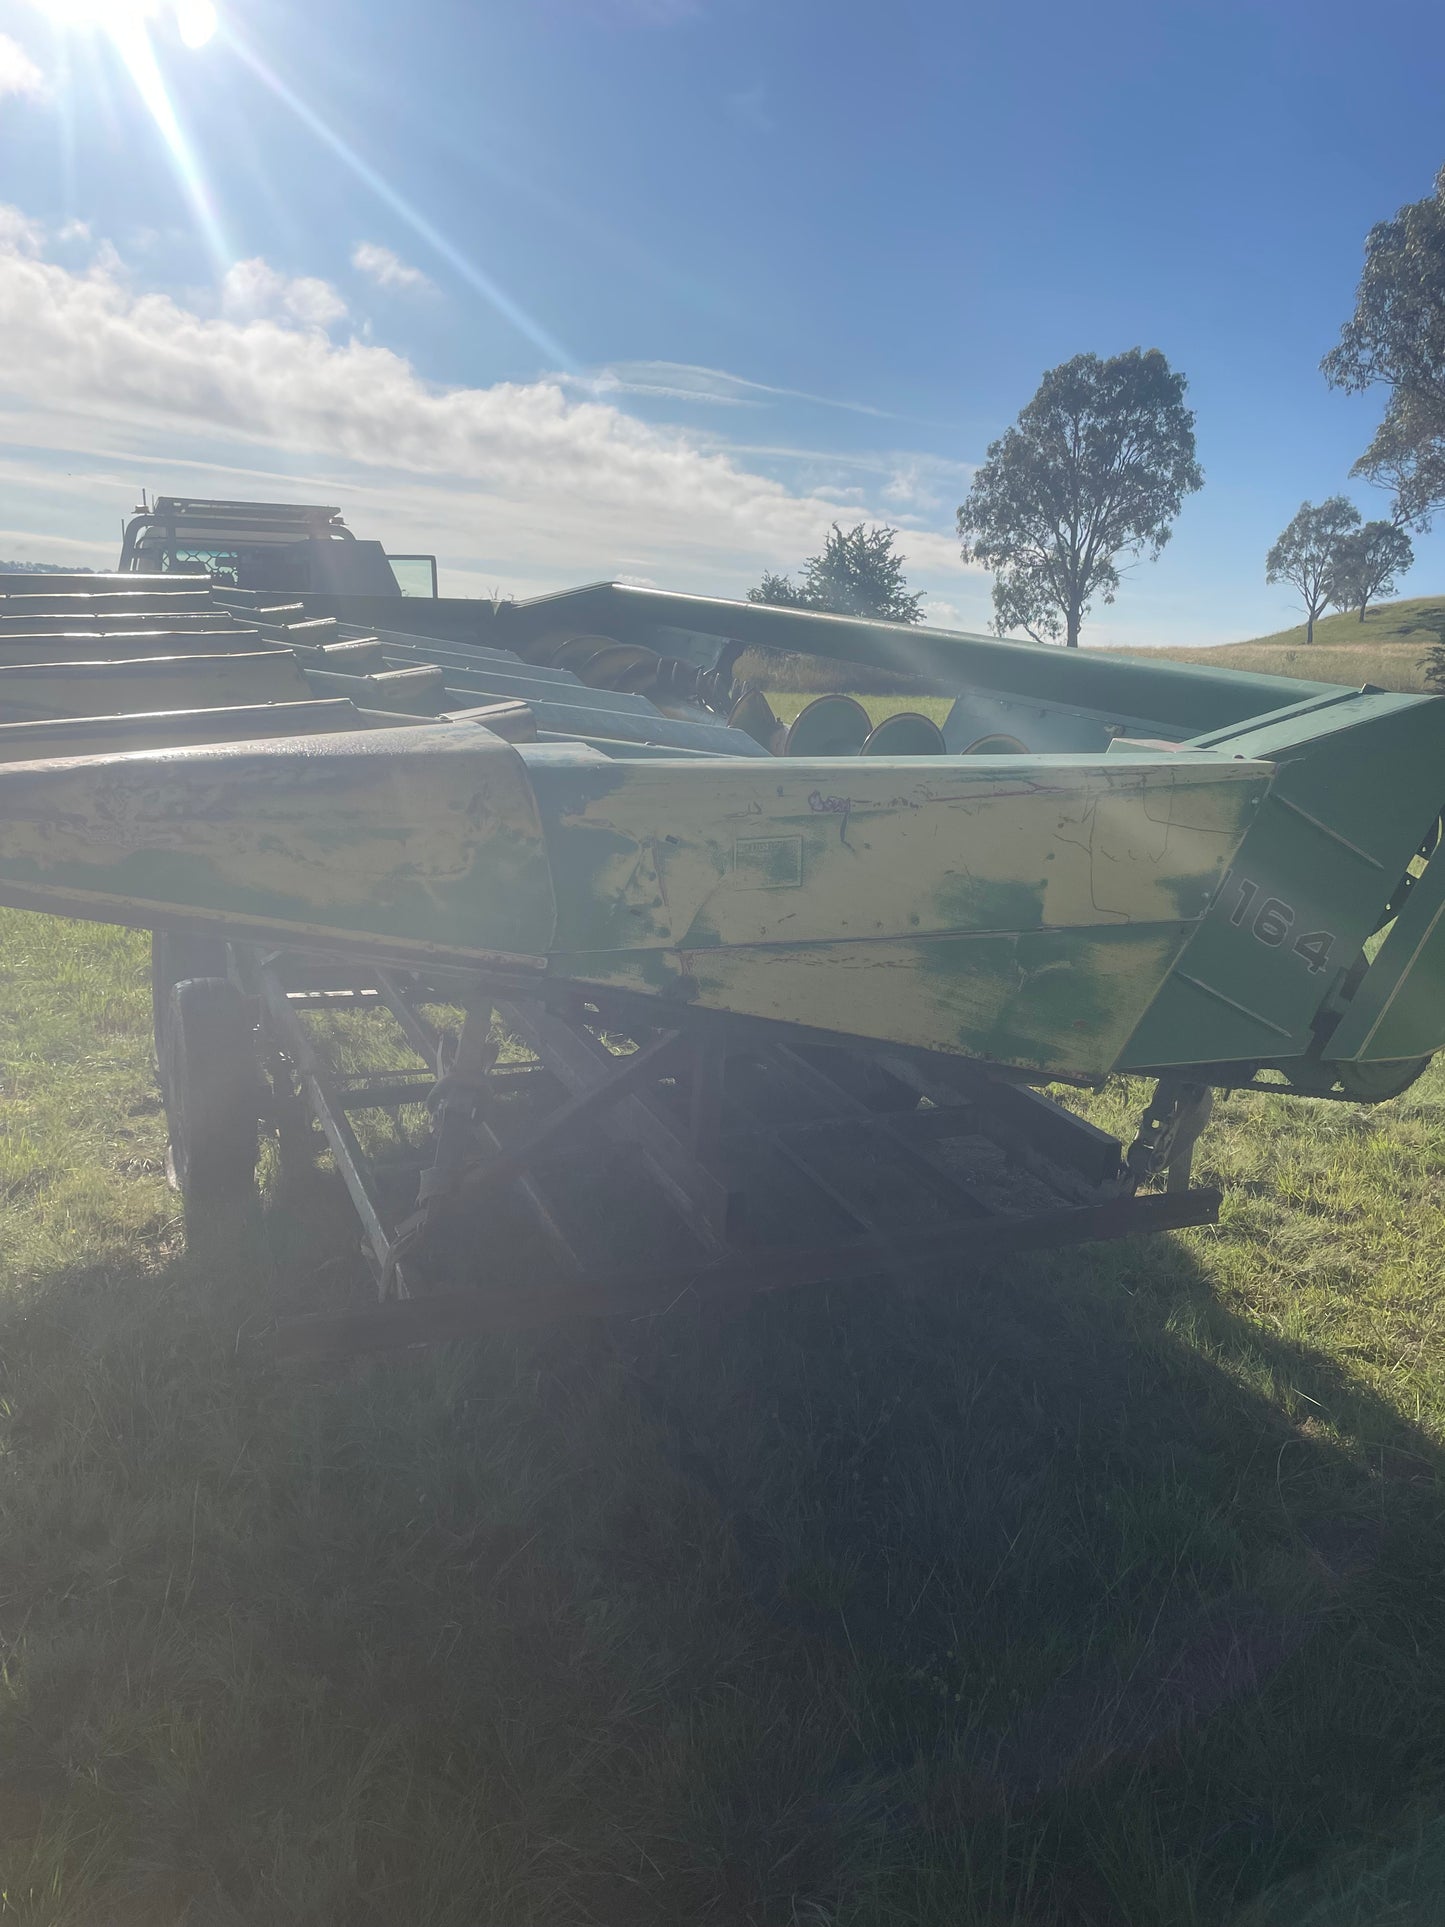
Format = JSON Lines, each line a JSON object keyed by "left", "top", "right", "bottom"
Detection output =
{"left": 1125, "top": 1077, "right": 1215, "bottom": 1193}
{"left": 257, "top": 961, "right": 419, "bottom": 1297}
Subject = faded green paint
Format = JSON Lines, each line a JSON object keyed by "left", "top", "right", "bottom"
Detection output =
{"left": 0, "top": 630, "right": 263, "bottom": 666}
{"left": 0, "top": 651, "right": 310, "bottom": 720}
{"left": 1324, "top": 838, "right": 1445, "bottom": 1063}
{"left": 0, "top": 700, "right": 380, "bottom": 763}
{"left": 553, "top": 923, "right": 1187, "bottom": 1073}
{"left": 0, "top": 727, "right": 1266, "bottom": 1075}
{"left": 734, "top": 835, "right": 804, "bottom": 889}
{"left": 0, "top": 725, "right": 557, "bottom": 963}
{"left": 520, "top": 751, "right": 1263, "bottom": 1070}
{"left": 1121, "top": 693, "right": 1445, "bottom": 1070}
{"left": 0, "top": 569, "right": 1442, "bottom": 1087}
{"left": 931, "top": 872, "right": 1046, "bottom": 936}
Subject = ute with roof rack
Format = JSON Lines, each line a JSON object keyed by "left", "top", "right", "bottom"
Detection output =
{"left": 118, "top": 494, "right": 438, "bottom": 598}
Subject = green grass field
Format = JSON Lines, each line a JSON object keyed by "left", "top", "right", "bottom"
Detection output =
{"left": 1088, "top": 596, "right": 1445, "bottom": 696}
{"left": 2, "top": 912, "right": 1445, "bottom": 1924}
{"left": 1212, "top": 595, "right": 1445, "bottom": 655}
{"left": 756, "top": 597, "right": 1445, "bottom": 718}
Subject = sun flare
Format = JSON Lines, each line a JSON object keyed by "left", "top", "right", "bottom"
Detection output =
{"left": 174, "top": 0, "right": 217, "bottom": 48}
{"left": 25, "top": 0, "right": 218, "bottom": 48}
{"left": 26, "top": 0, "right": 227, "bottom": 265}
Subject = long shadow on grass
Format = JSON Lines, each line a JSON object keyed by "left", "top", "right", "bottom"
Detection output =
{"left": 0, "top": 1183, "right": 1442, "bottom": 1927}
{"left": 589, "top": 1231, "right": 1445, "bottom": 1927}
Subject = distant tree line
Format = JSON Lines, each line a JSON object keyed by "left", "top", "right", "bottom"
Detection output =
{"left": 1264, "top": 500, "right": 1413, "bottom": 644}
{"left": 753, "top": 358, "right": 1206, "bottom": 648}
{"left": 1324, "top": 165, "right": 1445, "bottom": 532}
{"left": 1322, "top": 163, "right": 1445, "bottom": 684}
{"left": 1257, "top": 165, "right": 1445, "bottom": 652}
{"left": 752, "top": 162, "right": 1445, "bottom": 655}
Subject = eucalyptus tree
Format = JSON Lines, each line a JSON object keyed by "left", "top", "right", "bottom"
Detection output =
{"left": 1324, "top": 164, "right": 1445, "bottom": 529}
{"left": 957, "top": 348, "right": 1202, "bottom": 647}
{"left": 1265, "top": 498, "right": 1361, "bottom": 643}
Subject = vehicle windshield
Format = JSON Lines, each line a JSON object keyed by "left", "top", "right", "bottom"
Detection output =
{"left": 131, "top": 538, "right": 316, "bottom": 591}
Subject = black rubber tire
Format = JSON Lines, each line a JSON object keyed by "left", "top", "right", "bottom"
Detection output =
{"left": 162, "top": 976, "right": 261, "bottom": 1210}
{"left": 152, "top": 931, "right": 229, "bottom": 1096}
{"left": 1334, "top": 1055, "right": 1433, "bottom": 1103}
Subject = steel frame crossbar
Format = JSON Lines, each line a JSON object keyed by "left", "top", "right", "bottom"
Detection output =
{"left": 245, "top": 951, "right": 1221, "bottom": 1358}
{"left": 272, "top": 1187, "right": 1218, "bottom": 1358}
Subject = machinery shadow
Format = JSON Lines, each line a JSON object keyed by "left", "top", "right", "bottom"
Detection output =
{"left": 0, "top": 1169, "right": 1441, "bottom": 1927}
{"left": 587, "top": 1223, "right": 1445, "bottom": 1925}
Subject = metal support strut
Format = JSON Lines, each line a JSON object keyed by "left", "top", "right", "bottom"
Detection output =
{"left": 1125, "top": 1077, "right": 1215, "bottom": 1193}
{"left": 248, "top": 963, "right": 1223, "bottom": 1361}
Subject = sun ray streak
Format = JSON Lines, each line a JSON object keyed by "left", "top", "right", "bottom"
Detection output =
{"left": 113, "top": 20, "right": 229, "bottom": 264}
{"left": 227, "top": 32, "right": 574, "bottom": 374}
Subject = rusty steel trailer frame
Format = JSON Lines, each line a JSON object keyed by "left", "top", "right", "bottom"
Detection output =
{"left": 162, "top": 943, "right": 1223, "bottom": 1358}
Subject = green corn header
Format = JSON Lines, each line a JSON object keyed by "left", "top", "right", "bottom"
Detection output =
{"left": 0, "top": 501, "right": 1437, "bottom": 1348}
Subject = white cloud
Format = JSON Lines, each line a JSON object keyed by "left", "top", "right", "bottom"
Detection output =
{"left": 0, "top": 211, "right": 978, "bottom": 601}
{"left": 351, "top": 241, "right": 434, "bottom": 296}
{"left": 221, "top": 256, "right": 347, "bottom": 328}
{"left": 917, "top": 595, "right": 971, "bottom": 632}
{"left": 0, "top": 33, "right": 43, "bottom": 100}
{"left": 0, "top": 204, "right": 42, "bottom": 253}
{"left": 883, "top": 458, "right": 972, "bottom": 516}
{"left": 584, "top": 359, "right": 894, "bottom": 419}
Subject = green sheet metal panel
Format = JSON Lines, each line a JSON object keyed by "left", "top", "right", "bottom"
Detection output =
{"left": 0, "top": 650, "right": 311, "bottom": 719}
{"left": 284, "top": 583, "right": 1343, "bottom": 736}
{"left": 0, "top": 699, "right": 373, "bottom": 762}
{"left": 495, "top": 586, "right": 1344, "bottom": 733}
{"left": 0, "top": 630, "right": 255, "bottom": 664}
{"left": 0, "top": 723, "right": 557, "bottom": 964}
{"left": 556, "top": 924, "right": 1199, "bottom": 1076}
{"left": 1120, "top": 692, "right": 1445, "bottom": 1069}
{"left": 524, "top": 749, "right": 1268, "bottom": 1071}
{"left": 0, "top": 727, "right": 1268, "bottom": 1073}
{"left": 1325, "top": 841, "right": 1445, "bottom": 1063}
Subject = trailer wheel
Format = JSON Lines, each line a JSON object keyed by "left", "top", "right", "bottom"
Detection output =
{"left": 1334, "top": 1055, "right": 1432, "bottom": 1103}
{"left": 162, "top": 976, "right": 261, "bottom": 1215}
{"left": 152, "top": 931, "right": 228, "bottom": 1094}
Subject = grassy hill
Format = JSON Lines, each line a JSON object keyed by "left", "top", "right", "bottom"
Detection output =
{"left": 1096, "top": 594, "right": 1445, "bottom": 693}
{"left": 748, "top": 597, "right": 1445, "bottom": 702}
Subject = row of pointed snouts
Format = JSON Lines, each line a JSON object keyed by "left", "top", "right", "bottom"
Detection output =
{"left": 508, "top": 629, "right": 1016, "bottom": 759}
{"left": 509, "top": 628, "right": 743, "bottom": 724}
{"left": 0, "top": 590, "right": 443, "bottom": 722}
{"left": 0, "top": 585, "right": 1017, "bottom": 761}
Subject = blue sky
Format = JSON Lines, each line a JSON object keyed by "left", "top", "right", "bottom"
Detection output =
{"left": 0, "top": 0, "right": 1441, "bottom": 645}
